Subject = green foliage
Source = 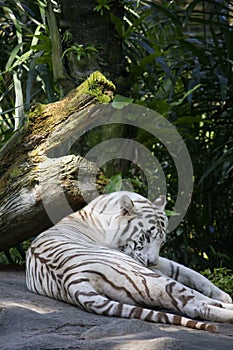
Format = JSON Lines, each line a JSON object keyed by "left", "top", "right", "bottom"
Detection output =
{"left": 0, "top": 241, "right": 30, "bottom": 265}
{"left": 201, "top": 268, "right": 233, "bottom": 298}
{"left": 104, "top": 173, "right": 147, "bottom": 194}
{"left": 112, "top": 94, "right": 134, "bottom": 109}
{"left": 0, "top": 0, "right": 55, "bottom": 144}
{"left": 62, "top": 44, "right": 98, "bottom": 61}
{"left": 93, "top": 0, "right": 113, "bottom": 15}
{"left": 119, "top": 0, "right": 233, "bottom": 270}
{"left": 104, "top": 174, "right": 123, "bottom": 193}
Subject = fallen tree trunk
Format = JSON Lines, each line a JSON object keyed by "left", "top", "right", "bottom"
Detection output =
{"left": 0, "top": 72, "right": 115, "bottom": 251}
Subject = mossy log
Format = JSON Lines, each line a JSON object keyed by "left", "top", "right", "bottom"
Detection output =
{"left": 0, "top": 72, "right": 115, "bottom": 251}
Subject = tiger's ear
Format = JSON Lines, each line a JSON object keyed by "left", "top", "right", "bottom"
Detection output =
{"left": 154, "top": 195, "right": 166, "bottom": 210}
{"left": 119, "top": 194, "right": 136, "bottom": 216}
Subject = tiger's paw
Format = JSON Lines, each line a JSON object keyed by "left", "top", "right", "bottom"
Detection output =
{"left": 211, "top": 290, "right": 232, "bottom": 304}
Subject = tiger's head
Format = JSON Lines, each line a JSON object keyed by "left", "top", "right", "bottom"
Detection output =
{"left": 86, "top": 191, "right": 168, "bottom": 267}
{"left": 115, "top": 193, "right": 168, "bottom": 267}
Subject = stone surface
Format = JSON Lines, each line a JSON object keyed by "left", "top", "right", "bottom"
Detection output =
{"left": 0, "top": 270, "right": 232, "bottom": 350}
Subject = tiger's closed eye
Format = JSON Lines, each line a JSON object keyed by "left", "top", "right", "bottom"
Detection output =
{"left": 145, "top": 232, "right": 151, "bottom": 243}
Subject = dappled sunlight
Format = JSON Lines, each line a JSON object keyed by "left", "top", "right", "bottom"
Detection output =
{"left": 108, "top": 336, "right": 174, "bottom": 350}
{"left": 1, "top": 301, "right": 57, "bottom": 314}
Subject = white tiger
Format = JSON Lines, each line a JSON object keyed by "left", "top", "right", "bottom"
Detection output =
{"left": 26, "top": 191, "right": 233, "bottom": 332}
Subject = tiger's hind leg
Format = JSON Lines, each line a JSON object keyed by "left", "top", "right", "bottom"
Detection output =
{"left": 66, "top": 277, "right": 218, "bottom": 332}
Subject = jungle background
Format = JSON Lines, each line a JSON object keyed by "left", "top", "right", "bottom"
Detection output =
{"left": 0, "top": 0, "right": 232, "bottom": 294}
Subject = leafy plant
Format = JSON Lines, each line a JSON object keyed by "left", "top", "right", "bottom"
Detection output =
{"left": 104, "top": 174, "right": 123, "bottom": 193}
{"left": 0, "top": 0, "right": 55, "bottom": 143}
{"left": 0, "top": 241, "right": 30, "bottom": 265}
{"left": 201, "top": 268, "right": 233, "bottom": 298}
{"left": 62, "top": 44, "right": 98, "bottom": 61}
{"left": 93, "top": 0, "right": 113, "bottom": 15}
{"left": 119, "top": 0, "right": 233, "bottom": 270}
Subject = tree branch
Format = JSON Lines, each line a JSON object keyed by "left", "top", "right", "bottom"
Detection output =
{"left": 0, "top": 72, "right": 115, "bottom": 250}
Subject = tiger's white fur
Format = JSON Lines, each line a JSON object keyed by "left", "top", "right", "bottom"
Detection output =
{"left": 26, "top": 191, "right": 233, "bottom": 332}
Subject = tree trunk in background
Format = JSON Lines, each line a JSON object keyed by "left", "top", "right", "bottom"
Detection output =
{"left": 0, "top": 72, "right": 114, "bottom": 251}
{"left": 59, "top": 0, "right": 127, "bottom": 92}
{"left": 57, "top": 0, "right": 131, "bottom": 176}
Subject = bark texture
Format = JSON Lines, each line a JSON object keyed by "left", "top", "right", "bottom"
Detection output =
{"left": 0, "top": 72, "right": 115, "bottom": 251}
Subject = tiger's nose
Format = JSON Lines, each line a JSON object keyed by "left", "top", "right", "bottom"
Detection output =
{"left": 147, "top": 259, "right": 153, "bottom": 266}
{"left": 147, "top": 257, "right": 159, "bottom": 267}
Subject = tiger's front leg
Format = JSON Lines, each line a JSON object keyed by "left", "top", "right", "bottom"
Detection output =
{"left": 151, "top": 257, "right": 232, "bottom": 304}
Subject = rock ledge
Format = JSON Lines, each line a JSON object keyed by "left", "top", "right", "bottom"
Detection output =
{"left": 0, "top": 270, "right": 232, "bottom": 350}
